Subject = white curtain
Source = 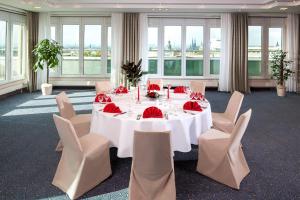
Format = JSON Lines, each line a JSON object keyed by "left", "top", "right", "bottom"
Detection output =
{"left": 219, "top": 13, "right": 232, "bottom": 92}
{"left": 139, "top": 13, "right": 149, "bottom": 85}
{"left": 36, "top": 12, "right": 51, "bottom": 89}
{"left": 111, "top": 13, "right": 124, "bottom": 88}
{"left": 286, "top": 14, "right": 299, "bottom": 92}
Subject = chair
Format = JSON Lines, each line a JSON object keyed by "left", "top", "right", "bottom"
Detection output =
{"left": 55, "top": 91, "right": 91, "bottom": 151}
{"left": 147, "top": 78, "right": 163, "bottom": 90}
{"left": 52, "top": 114, "right": 112, "bottom": 200}
{"left": 129, "top": 131, "right": 176, "bottom": 200}
{"left": 190, "top": 80, "right": 206, "bottom": 95}
{"left": 95, "top": 80, "right": 112, "bottom": 94}
{"left": 197, "top": 109, "right": 252, "bottom": 189}
{"left": 212, "top": 91, "right": 244, "bottom": 133}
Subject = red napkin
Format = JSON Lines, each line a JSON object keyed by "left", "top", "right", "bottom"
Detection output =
{"left": 94, "top": 94, "right": 112, "bottom": 103}
{"left": 190, "top": 92, "right": 204, "bottom": 100}
{"left": 143, "top": 106, "right": 163, "bottom": 118}
{"left": 103, "top": 103, "right": 122, "bottom": 113}
{"left": 115, "top": 86, "right": 128, "bottom": 94}
{"left": 174, "top": 86, "right": 186, "bottom": 93}
{"left": 148, "top": 84, "right": 160, "bottom": 91}
{"left": 183, "top": 101, "right": 203, "bottom": 112}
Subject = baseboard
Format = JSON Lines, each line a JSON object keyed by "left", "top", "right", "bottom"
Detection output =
{"left": 0, "top": 87, "right": 28, "bottom": 100}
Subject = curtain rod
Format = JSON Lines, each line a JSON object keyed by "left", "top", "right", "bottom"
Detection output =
{"left": 0, "top": 4, "right": 26, "bottom": 16}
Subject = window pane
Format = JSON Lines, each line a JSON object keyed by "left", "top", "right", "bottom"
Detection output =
{"left": 148, "top": 27, "right": 158, "bottom": 74}
{"left": 248, "top": 26, "right": 262, "bottom": 76}
{"left": 107, "top": 26, "right": 111, "bottom": 74}
{"left": 51, "top": 26, "right": 56, "bottom": 40}
{"left": 269, "top": 28, "right": 282, "bottom": 58}
{"left": 186, "top": 26, "right": 203, "bottom": 76}
{"left": 62, "top": 25, "right": 80, "bottom": 75}
{"left": 0, "top": 21, "right": 6, "bottom": 81}
{"left": 268, "top": 28, "right": 282, "bottom": 74}
{"left": 210, "top": 28, "right": 221, "bottom": 75}
{"left": 11, "top": 24, "right": 23, "bottom": 78}
{"left": 84, "top": 25, "right": 101, "bottom": 75}
{"left": 164, "top": 26, "right": 181, "bottom": 76}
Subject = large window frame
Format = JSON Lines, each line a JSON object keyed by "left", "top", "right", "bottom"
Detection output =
{"left": 0, "top": 11, "right": 26, "bottom": 84}
{"left": 148, "top": 18, "right": 220, "bottom": 79}
{"left": 50, "top": 16, "right": 111, "bottom": 78}
{"left": 248, "top": 17, "right": 285, "bottom": 79}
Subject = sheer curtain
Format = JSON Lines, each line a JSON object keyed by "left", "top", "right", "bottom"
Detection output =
{"left": 286, "top": 14, "right": 299, "bottom": 92}
{"left": 36, "top": 12, "right": 50, "bottom": 89}
{"left": 111, "top": 13, "right": 124, "bottom": 87}
{"left": 139, "top": 13, "right": 148, "bottom": 84}
{"left": 219, "top": 13, "right": 232, "bottom": 92}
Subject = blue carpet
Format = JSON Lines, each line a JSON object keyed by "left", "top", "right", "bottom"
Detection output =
{"left": 0, "top": 90, "right": 299, "bottom": 200}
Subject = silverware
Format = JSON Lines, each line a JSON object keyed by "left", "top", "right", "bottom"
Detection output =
{"left": 164, "top": 113, "right": 169, "bottom": 120}
{"left": 136, "top": 114, "right": 142, "bottom": 120}
{"left": 113, "top": 112, "right": 127, "bottom": 117}
{"left": 184, "top": 110, "right": 195, "bottom": 115}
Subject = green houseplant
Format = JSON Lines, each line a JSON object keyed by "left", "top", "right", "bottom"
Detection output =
{"left": 121, "top": 59, "right": 145, "bottom": 88}
{"left": 33, "top": 39, "right": 62, "bottom": 95}
{"left": 270, "top": 50, "right": 293, "bottom": 97}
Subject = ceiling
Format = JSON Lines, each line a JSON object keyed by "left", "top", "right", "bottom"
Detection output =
{"left": 1, "top": 0, "right": 300, "bottom": 13}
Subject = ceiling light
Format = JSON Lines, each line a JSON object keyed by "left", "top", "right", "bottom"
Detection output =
{"left": 33, "top": 6, "right": 41, "bottom": 9}
{"left": 152, "top": 8, "right": 155, "bottom": 11}
{"left": 165, "top": 8, "right": 169, "bottom": 11}
{"left": 280, "top": 7, "right": 288, "bottom": 11}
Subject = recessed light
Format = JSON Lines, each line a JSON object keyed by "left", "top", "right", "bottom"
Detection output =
{"left": 152, "top": 8, "right": 155, "bottom": 11}
{"left": 33, "top": 6, "right": 41, "bottom": 9}
{"left": 165, "top": 8, "right": 169, "bottom": 11}
{"left": 280, "top": 7, "right": 288, "bottom": 11}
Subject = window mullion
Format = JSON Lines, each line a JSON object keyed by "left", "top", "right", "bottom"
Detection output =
{"left": 7, "top": 21, "right": 11, "bottom": 81}
{"left": 262, "top": 22, "right": 269, "bottom": 78}
{"left": 203, "top": 23, "right": 210, "bottom": 77}
{"left": 79, "top": 18, "right": 84, "bottom": 76}
{"left": 182, "top": 25, "right": 186, "bottom": 77}
{"left": 159, "top": 24, "right": 163, "bottom": 76}
{"left": 102, "top": 24, "right": 108, "bottom": 76}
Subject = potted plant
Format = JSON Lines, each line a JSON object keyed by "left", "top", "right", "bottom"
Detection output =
{"left": 270, "top": 50, "right": 293, "bottom": 97}
{"left": 121, "top": 59, "right": 146, "bottom": 89}
{"left": 33, "top": 39, "right": 62, "bottom": 95}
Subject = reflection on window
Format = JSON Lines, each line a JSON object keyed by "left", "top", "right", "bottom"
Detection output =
{"left": 148, "top": 27, "right": 158, "bottom": 74}
{"left": 186, "top": 26, "right": 203, "bottom": 76}
{"left": 210, "top": 28, "right": 221, "bottom": 75}
{"left": 164, "top": 26, "right": 181, "bottom": 76}
{"left": 0, "top": 21, "right": 6, "bottom": 81}
{"left": 11, "top": 24, "right": 23, "bottom": 78}
{"left": 62, "top": 25, "right": 80, "bottom": 75}
{"left": 107, "top": 26, "right": 111, "bottom": 73}
{"left": 84, "top": 25, "right": 101, "bottom": 75}
{"left": 248, "top": 26, "right": 262, "bottom": 76}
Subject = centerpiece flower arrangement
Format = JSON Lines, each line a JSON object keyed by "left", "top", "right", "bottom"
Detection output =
{"left": 146, "top": 91, "right": 160, "bottom": 99}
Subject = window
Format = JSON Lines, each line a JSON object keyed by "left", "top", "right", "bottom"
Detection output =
{"left": 148, "top": 18, "right": 221, "bottom": 78}
{"left": 148, "top": 27, "right": 158, "bottom": 74}
{"left": 209, "top": 28, "right": 221, "bottom": 75}
{"left": 248, "top": 26, "right": 262, "bottom": 76}
{"left": 0, "top": 21, "right": 6, "bottom": 81}
{"left": 84, "top": 25, "right": 102, "bottom": 75}
{"left": 248, "top": 17, "right": 284, "bottom": 78}
{"left": 62, "top": 25, "right": 80, "bottom": 75}
{"left": 164, "top": 26, "right": 182, "bottom": 76}
{"left": 107, "top": 26, "right": 111, "bottom": 73}
{"left": 186, "top": 26, "right": 203, "bottom": 76}
{"left": 50, "top": 17, "right": 111, "bottom": 77}
{"left": 11, "top": 24, "right": 24, "bottom": 79}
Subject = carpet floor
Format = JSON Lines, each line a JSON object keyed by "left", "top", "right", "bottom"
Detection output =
{"left": 0, "top": 90, "right": 299, "bottom": 200}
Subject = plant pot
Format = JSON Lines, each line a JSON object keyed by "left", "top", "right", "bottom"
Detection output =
{"left": 276, "top": 84, "right": 286, "bottom": 97}
{"left": 41, "top": 83, "right": 53, "bottom": 95}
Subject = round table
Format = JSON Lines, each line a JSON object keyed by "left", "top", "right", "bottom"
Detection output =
{"left": 90, "top": 92, "right": 212, "bottom": 158}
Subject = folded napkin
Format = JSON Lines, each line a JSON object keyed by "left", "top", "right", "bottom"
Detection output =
{"left": 190, "top": 92, "right": 205, "bottom": 100}
{"left": 183, "top": 101, "right": 203, "bottom": 112}
{"left": 174, "top": 86, "right": 186, "bottom": 93}
{"left": 94, "top": 93, "right": 112, "bottom": 103}
{"left": 143, "top": 106, "right": 163, "bottom": 118}
{"left": 115, "top": 86, "right": 128, "bottom": 94}
{"left": 148, "top": 84, "right": 160, "bottom": 91}
{"left": 103, "top": 103, "right": 122, "bottom": 113}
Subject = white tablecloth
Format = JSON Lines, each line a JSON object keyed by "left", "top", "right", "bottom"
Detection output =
{"left": 90, "top": 92, "right": 212, "bottom": 158}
